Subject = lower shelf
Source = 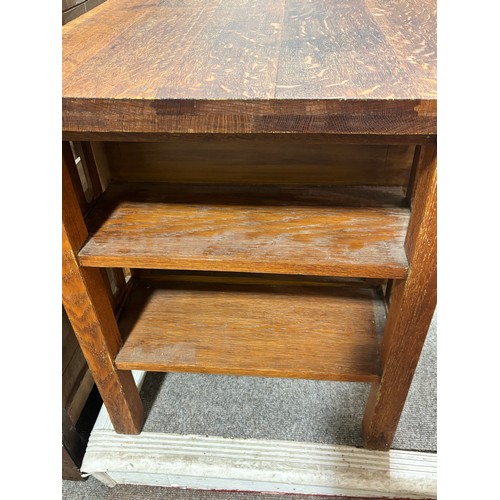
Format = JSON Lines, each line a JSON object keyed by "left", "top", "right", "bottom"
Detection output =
{"left": 115, "top": 276, "right": 385, "bottom": 382}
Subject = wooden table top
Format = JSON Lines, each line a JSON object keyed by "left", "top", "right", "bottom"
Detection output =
{"left": 62, "top": 0, "right": 436, "bottom": 138}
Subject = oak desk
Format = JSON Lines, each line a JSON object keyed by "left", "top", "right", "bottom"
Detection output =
{"left": 62, "top": 0, "right": 436, "bottom": 450}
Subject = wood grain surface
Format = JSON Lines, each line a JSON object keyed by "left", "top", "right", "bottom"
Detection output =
{"left": 78, "top": 183, "right": 409, "bottom": 278}
{"left": 362, "top": 145, "right": 436, "bottom": 450}
{"left": 62, "top": 0, "right": 436, "bottom": 137}
{"left": 63, "top": 142, "right": 86, "bottom": 214}
{"left": 115, "top": 279, "right": 385, "bottom": 381}
{"left": 104, "top": 138, "right": 414, "bottom": 186}
{"left": 62, "top": 144, "right": 144, "bottom": 435}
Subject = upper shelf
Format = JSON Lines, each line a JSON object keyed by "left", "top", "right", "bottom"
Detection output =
{"left": 78, "top": 183, "right": 409, "bottom": 279}
{"left": 62, "top": 0, "right": 437, "bottom": 138}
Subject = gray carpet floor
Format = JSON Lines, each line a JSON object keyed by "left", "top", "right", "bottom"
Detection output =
{"left": 63, "top": 479, "right": 421, "bottom": 500}
{"left": 139, "top": 311, "right": 436, "bottom": 451}
{"left": 63, "top": 478, "right": 432, "bottom": 500}
{"left": 63, "top": 312, "right": 436, "bottom": 498}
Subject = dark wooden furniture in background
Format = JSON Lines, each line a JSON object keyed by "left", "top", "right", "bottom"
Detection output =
{"left": 62, "top": 0, "right": 106, "bottom": 25}
{"left": 63, "top": 306, "right": 94, "bottom": 427}
{"left": 62, "top": 0, "right": 436, "bottom": 451}
{"left": 63, "top": 306, "right": 91, "bottom": 481}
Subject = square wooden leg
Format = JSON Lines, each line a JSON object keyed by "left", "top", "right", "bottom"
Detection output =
{"left": 363, "top": 145, "right": 436, "bottom": 450}
{"left": 62, "top": 143, "right": 143, "bottom": 434}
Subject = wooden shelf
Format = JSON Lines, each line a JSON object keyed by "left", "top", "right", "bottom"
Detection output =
{"left": 62, "top": 0, "right": 437, "bottom": 451}
{"left": 79, "top": 183, "right": 409, "bottom": 279}
{"left": 115, "top": 277, "right": 385, "bottom": 382}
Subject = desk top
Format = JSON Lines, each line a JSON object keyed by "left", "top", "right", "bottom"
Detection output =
{"left": 62, "top": 0, "right": 436, "bottom": 138}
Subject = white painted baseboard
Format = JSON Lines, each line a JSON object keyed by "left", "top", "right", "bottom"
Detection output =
{"left": 82, "top": 371, "right": 436, "bottom": 498}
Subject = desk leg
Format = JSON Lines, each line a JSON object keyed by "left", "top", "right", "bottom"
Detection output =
{"left": 363, "top": 145, "right": 437, "bottom": 450}
{"left": 62, "top": 143, "right": 144, "bottom": 434}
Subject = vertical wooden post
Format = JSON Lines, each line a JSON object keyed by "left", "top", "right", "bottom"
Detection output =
{"left": 79, "top": 141, "right": 103, "bottom": 199}
{"left": 363, "top": 145, "right": 437, "bottom": 450}
{"left": 63, "top": 142, "right": 87, "bottom": 213}
{"left": 73, "top": 142, "right": 127, "bottom": 310}
{"left": 62, "top": 142, "right": 143, "bottom": 434}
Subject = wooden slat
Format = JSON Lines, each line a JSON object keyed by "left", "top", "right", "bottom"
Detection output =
{"left": 115, "top": 279, "right": 385, "bottom": 381}
{"left": 100, "top": 267, "right": 129, "bottom": 313}
{"left": 62, "top": 306, "right": 79, "bottom": 375}
{"left": 104, "top": 138, "right": 414, "bottom": 186}
{"left": 62, "top": 344, "right": 87, "bottom": 412}
{"left": 63, "top": 142, "right": 86, "bottom": 214}
{"left": 405, "top": 145, "right": 422, "bottom": 204}
{"left": 79, "top": 141, "right": 103, "bottom": 198}
{"left": 89, "top": 141, "right": 111, "bottom": 190}
{"left": 65, "top": 369, "right": 95, "bottom": 425}
{"left": 79, "top": 184, "right": 409, "bottom": 279}
{"left": 105, "top": 268, "right": 129, "bottom": 311}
